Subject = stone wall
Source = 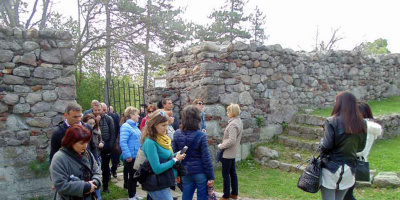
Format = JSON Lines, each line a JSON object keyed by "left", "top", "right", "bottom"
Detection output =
{"left": 375, "top": 114, "right": 400, "bottom": 138}
{"left": 158, "top": 41, "right": 400, "bottom": 160}
{"left": 0, "top": 25, "right": 76, "bottom": 200}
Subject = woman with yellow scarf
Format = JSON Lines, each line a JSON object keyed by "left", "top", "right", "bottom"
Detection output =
{"left": 141, "top": 109, "right": 186, "bottom": 200}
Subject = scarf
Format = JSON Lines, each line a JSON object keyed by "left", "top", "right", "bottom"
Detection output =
{"left": 155, "top": 134, "right": 174, "bottom": 154}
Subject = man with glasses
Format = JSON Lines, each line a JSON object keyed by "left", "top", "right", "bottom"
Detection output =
{"left": 162, "top": 98, "right": 180, "bottom": 130}
{"left": 193, "top": 99, "right": 207, "bottom": 133}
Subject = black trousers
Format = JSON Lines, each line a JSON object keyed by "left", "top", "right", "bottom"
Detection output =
{"left": 100, "top": 151, "right": 112, "bottom": 190}
{"left": 111, "top": 148, "right": 120, "bottom": 174}
{"left": 221, "top": 158, "right": 238, "bottom": 198}
{"left": 124, "top": 159, "right": 138, "bottom": 198}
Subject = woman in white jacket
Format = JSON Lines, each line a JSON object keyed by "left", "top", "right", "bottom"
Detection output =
{"left": 344, "top": 102, "right": 383, "bottom": 200}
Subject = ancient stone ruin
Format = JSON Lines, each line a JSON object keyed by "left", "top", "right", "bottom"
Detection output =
{"left": 0, "top": 25, "right": 76, "bottom": 200}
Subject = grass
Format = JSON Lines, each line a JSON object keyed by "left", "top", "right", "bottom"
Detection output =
{"left": 367, "top": 136, "right": 400, "bottom": 172}
{"left": 213, "top": 158, "right": 400, "bottom": 200}
{"left": 102, "top": 182, "right": 130, "bottom": 200}
{"left": 213, "top": 135, "right": 400, "bottom": 200}
{"left": 311, "top": 95, "right": 400, "bottom": 117}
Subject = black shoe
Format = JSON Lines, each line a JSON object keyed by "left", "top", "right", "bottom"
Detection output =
{"left": 103, "top": 188, "right": 110, "bottom": 193}
{"left": 112, "top": 172, "right": 117, "bottom": 178}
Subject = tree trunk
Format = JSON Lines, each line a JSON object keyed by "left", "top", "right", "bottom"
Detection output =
{"left": 143, "top": 0, "right": 151, "bottom": 91}
{"left": 39, "top": 0, "right": 51, "bottom": 30}
{"left": 2, "top": 0, "right": 18, "bottom": 27}
{"left": 229, "top": 0, "right": 234, "bottom": 43}
{"left": 104, "top": 0, "right": 111, "bottom": 106}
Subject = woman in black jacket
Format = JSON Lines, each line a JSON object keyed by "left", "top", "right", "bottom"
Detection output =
{"left": 320, "top": 91, "right": 367, "bottom": 200}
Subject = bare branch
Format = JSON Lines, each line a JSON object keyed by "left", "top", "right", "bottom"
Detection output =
{"left": 39, "top": 0, "right": 51, "bottom": 30}
{"left": 25, "top": 0, "right": 39, "bottom": 29}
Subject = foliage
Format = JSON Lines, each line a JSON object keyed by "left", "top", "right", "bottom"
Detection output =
{"left": 249, "top": 5, "right": 268, "bottom": 43}
{"left": 28, "top": 156, "right": 50, "bottom": 178}
{"left": 255, "top": 116, "right": 264, "bottom": 127}
{"left": 282, "top": 122, "right": 288, "bottom": 130}
{"left": 312, "top": 95, "right": 400, "bottom": 117}
{"left": 200, "top": 0, "right": 251, "bottom": 43}
{"left": 356, "top": 38, "right": 391, "bottom": 55}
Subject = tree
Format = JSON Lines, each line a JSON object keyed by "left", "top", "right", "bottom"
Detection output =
{"left": 249, "top": 5, "right": 268, "bottom": 43}
{"left": 0, "top": 0, "right": 51, "bottom": 29}
{"left": 201, "top": 0, "right": 251, "bottom": 43}
{"left": 354, "top": 38, "right": 390, "bottom": 54}
{"left": 313, "top": 26, "right": 345, "bottom": 51}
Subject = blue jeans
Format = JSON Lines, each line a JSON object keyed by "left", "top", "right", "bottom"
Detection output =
{"left": 221, "top": 158, "right": 238, "bottom": 198}
{"left": 95, "top": 189, "right": 101, "bottom": 200}
{"left": 148, "top": 188, "right": 173, "bottom": 200}
{"left": 182, "top": 173, "right": 208, "bottom": 200}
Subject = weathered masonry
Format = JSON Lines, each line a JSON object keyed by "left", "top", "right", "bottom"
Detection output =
{"left": 0, "top": 25, "right": 76, "bottom": 200}
{"left": 146, "top": 41, "right": 400, "bottom": 161}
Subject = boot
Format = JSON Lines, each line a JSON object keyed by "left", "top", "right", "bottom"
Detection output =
{"left": 230, "top": 194, "right": 238, "bottom": 199}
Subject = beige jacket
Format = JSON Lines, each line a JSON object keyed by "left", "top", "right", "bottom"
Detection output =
{"left": 220, "top": 116, "right": 243, "bottom": 159}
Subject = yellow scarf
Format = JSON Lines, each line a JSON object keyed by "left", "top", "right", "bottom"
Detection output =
{"left": 155, "top": 134, "right": 174, "bottom": 154}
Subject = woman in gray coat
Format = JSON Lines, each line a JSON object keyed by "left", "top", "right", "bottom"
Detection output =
{"left": 50, "top": 124, "right": 102, "bottom": 200}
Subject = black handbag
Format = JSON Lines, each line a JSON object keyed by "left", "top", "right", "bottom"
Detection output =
{"left": 134, "top": 159, "right": 175, "bottom": 191}
{"left": 355, "top": 157, "right": 370, "bottom": 181}
{"left": 216, "top": 149, "right": 224, "bottom": 163}
{"left": 297, "top": 147, "right": 321, "bottom": 193}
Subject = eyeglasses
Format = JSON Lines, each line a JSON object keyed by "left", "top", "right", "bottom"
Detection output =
{"left": 197, "top": 102, "right": 204, "bottom": 105}
{"left": 148, "top": 110, "right": 154, "bottom": 113}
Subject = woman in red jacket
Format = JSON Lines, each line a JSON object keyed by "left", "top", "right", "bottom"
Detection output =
{"left": 139, "top": 104, "right": 157, "bottom": 130}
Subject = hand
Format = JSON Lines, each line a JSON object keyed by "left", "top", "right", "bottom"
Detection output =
{"left": 202, "top": 129, "right": 206, "bottom": 133}
{"left": 51, "top": 184, "right": 56, "bottom": 191}
{"left": 218, "top": 144, "right": 222, "bottom": 149}
{"left": 95, "top": 115, "right": 101, "bottom": 123}
{"left": 175, "top": 150, "right": 186, "bottom": 161}
{"left": 89, "top": 181, "right": 97, "bottom": 193}
{"left": 98, "top": 142, "right": 104, "bottom": 148}
{"left": 207, "top": 180, "right": 214, "bottom": 186}
{"left": 126, "top": 157, "right": 132, "bottom": 162}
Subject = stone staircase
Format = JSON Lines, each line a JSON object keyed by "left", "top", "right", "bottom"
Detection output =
{"left": 255, "top": 114, "right": 386, "bottom": 187}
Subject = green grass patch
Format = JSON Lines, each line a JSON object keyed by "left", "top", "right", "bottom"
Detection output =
{"left": 311, "top": 95, "right": 400, "bottom": 117}
{"left": 28, "top": 158, "right": 50, "bottom": 178}
{"left": 214, "top": 158, "right": 400, "bottom": 200}
{"left": 367, "top": 136, "right": 400, "bottom": 172}
{"left": 101, "top": 182, "right": 129, "bottom": 200}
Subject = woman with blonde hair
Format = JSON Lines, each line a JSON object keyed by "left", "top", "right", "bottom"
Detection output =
{"left": 141, "top": 110, "right": 186, "bottom": 200}
{"left": 120, "top": 106, "right": 143, "bottom": 200}
{"left": 218, "top": 104, "right": 243, "bottom": 200}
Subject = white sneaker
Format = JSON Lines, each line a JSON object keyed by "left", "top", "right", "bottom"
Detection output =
{"left": 134, "top": 194, "right": 144, "bottom": 200}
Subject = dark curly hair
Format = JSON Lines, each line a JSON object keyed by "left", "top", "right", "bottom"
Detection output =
{"left": 180, "top": 105, "right": 201, "bottom": 131}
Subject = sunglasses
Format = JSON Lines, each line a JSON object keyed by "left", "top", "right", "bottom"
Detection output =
{"left": 197, "top": 102, "right": 204, "bottom": 105}
{"left": 148, "top": 110, "right": 155, "bottom": 113}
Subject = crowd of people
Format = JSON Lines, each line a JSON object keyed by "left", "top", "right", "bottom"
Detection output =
{"left": 48, "top": 91, "right": 382, "bottom": 200}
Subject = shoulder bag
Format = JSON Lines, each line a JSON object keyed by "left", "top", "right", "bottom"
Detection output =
{"left": 133, "top": 148, "right": 146, "bottom": 170}
{"left": 355, "top": 156, "right": 370, "bottom": 181}
{"left": 297, "top": 146, "right": 322, "bottom": 193}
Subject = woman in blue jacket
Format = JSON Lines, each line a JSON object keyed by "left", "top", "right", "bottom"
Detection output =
{"left": 120, "top": 107, "right": 142, "bottom": 200}
{"left": 172, "top": 105, "right": 214, "bottom": 200}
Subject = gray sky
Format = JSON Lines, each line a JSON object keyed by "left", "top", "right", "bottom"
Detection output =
{"left": 52, "top": 0, "right": 400, "bottom": 53}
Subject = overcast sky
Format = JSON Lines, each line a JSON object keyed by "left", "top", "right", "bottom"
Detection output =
{"left": 51, "top": 0, "right": 400, "bottom": 53}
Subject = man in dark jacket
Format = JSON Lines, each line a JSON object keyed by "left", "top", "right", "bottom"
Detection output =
{"left": 50, "top": 102, "right": 98, "bottom": 163}
{"left": 93, "top": 101, "right": 115, "bottom": 193}
{"left": 83, "top": 100, "right": 99, "bottom": 116}
{"left": 162, "top": 98, "right": 180, "bottom": 130}
{"left": 101, "top": 103, "right": 121, "bottom": 178}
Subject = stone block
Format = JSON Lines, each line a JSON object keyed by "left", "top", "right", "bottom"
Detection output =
{"left": 13, "top": 85, "right": 30, "bottom": 93}
{"left": 203, "top": 104, "right": 226, "bottom": 117}
{"left": 13, "top": 103, "right": 30, "bottom": 114}
{"left": 239, "top": 91, "right": 254, "bottom": 105}
{"left": 52, "top": 99, "right": 76, "bottom": 113}
{"left": 27, "top": 117, "right": 52, "bottom": 128}
{"left": 260, "top": 124, "right": 283, "bottom": 140}
{"left": 42, "top": 90, "right": 58, "bottom": 102}
{"left": 3, "top": 94, "right": 19, "bottom": 105}
{"left": 57, "top": 86, "right": 76, "bottom": 100}
{"left": 205, "top": 121, "right": 223, "bottom": 137}
{"left": 52, "top": 75, "right": 76, "bottom": 85}
{"left": 0, "top": 103, "right": 8, "bottom": 113}
{"left": 40, "top": 49, "right": 61, "bottom": 63}
{"left": 241, "top": 143, "right": 251, "bottom": 160}
{"left": 220, "top": 92, "right": 239, "bottom": 105}
{"left": 26, "top": 93, "right": 42, "bottom": 104}
{"left": 374, "top": 172, "right": 400, "bottom": 188}
{"left": 60, "top": 48, "right": 75, "bottom": 64}
{"left": 22, "top": 41, "right": 40, "bottom": 51}
{"left": 0, "top": 50, "right": 13, "bottom": 62}
{"left": 31, "top": 102, "right": 52, "bottom": 113}
{"left": 3, "top": 75, "right": 24, "bottom": 85}
{"left": 33, "top": 67, "right": 61, "bottom": 79}
{"left": 6, "top": 115, "right": 29, "bottom": 131}
{"left": 190, "top": 85, "right": 219, "bottom": 104}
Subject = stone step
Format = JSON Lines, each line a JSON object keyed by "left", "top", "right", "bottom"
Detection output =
{"left": 292, "top": 114, "right": 326, "bottom": 126}
{"left": 277, "top": 135, "right": 320, "bottom": 153}
{"left": 287, "top": 123, "right": 324, "bottom": 140}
